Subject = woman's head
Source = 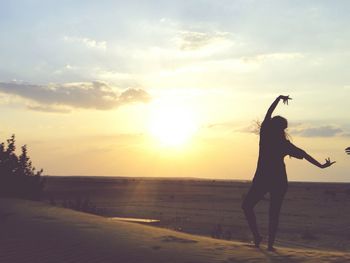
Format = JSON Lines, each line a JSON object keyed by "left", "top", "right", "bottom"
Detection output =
{"left": 270, "top": 116, "right": 288, "bottom": 140}
{"left": 271, "top": 116, "right": 288, "bottom": 130}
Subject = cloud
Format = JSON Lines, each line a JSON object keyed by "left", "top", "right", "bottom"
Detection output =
{"left": 119, "top": 88, "right": 150, "bottom": 103}
{"left": 175, "top": 31, "right": 231, "bottom": 51}
{"left": 217, "top": 121, "right": 350, "bottom": 138}
{"left": 291, "top": 125, "right": 345, "bottom": 137}
{"left": 0, "top": 81, "right": 151, "bottom": 112}
{"left": 63, "top": 36, "right": 107, "bottom": 50}
{"left": 255, "top": 52, "right": 304, "bottom": 61}
{"left": 206, "top": 121, "right": 238, "bottom": 130}
{"left": 27, "top": 104, "right": 71, "bottom": 113}
{"left": 241, "top": 52, "right": 304, "bottom": 64}
{"left": 204, "top": 120, "right": 260, "bottom": 135}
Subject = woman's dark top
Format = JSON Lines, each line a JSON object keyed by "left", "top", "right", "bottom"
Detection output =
{"left": 253, "top": 119, "right": 305, "bottom": 189}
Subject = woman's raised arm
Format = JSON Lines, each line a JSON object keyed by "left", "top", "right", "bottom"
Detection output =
{"left": 345, "top": 147, "right": 350, "bottom": 155}
{"left": 264, "top": 95, "right": 292, "bottom": 122}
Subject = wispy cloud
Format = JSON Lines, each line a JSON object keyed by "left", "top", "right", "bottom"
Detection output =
{"left": 63, "top": 36, "right": 107, "bottom": 50}
{"left": 215, "top": 121, "right": 350, "bottom": 138}
{"left": 290, "top": 125, "right": 348, "bottom": 137}
{"left": 205, "top": 120, "right": 260, "bottom": 135}
{"left": 27, "top": 104, "right": 71, "bottom": 113}
{"left": 175, "top": 31, "right": 231, "bottom": 51}
{"left": 254, "top": 52, "right": 304, "bottom": 61}
{"left": 0, "top": 81, "right": 151, "bottom": 112}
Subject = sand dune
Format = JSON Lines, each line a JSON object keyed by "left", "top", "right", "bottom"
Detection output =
{"left": 0, "top": 198, "right": 349, "bottom": 263}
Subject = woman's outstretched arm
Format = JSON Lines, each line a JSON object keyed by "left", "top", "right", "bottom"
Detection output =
{"left": 303, "top": 153, "right": 336, "bottom": 169}
{"left": 264, "top": 95, "right": 292, "bottom": 121}
{"left": 346, "top": 147, "right": 350, "bottom": 155}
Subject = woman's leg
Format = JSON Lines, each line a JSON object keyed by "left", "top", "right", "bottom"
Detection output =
{"left": 241, "top": 184, "right": 267, "bottom": 247}
{"left": 268, "top": 187, "right": 287, "bottom": 250}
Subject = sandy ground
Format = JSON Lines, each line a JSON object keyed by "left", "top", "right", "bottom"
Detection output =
{"left": 44, "top": 177, "right": 350, "bottom": 251}
{"left": 1, "top": 198, "right": 349, "bottom": 263}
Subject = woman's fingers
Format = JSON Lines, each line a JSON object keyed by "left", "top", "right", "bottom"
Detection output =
{"left": 324, "top": 158, "right": 335, "bottom": 167}
{"left": 282, "top": 96, "right": 292, "bottom": 105}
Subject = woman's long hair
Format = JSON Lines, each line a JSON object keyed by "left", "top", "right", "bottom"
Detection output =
{"left": 254, "top": 116, "right": 291, "bottom": 141}
{"left": 270, "top": 116, "right": 288, "bottom": 141}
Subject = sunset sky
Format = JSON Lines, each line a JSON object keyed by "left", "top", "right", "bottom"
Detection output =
{"left": 0, "top": 1, "right": 349, "bottom": 181}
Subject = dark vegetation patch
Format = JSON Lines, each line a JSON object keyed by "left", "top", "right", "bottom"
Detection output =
{"left": 0, "top": 135, "right": 45, "bottom": 200}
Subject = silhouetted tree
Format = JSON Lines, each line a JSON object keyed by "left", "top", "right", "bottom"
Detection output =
{"left": 0, "top": 135, "right": 45, "bottom": 200}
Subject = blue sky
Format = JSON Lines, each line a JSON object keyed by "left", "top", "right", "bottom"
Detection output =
{"left": 2, "top": 1, "right": 350, "bottom": 83}
{"left": 0, "top": 1, "right": 349, "bottom": 181}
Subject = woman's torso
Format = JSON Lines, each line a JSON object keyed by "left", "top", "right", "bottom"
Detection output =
{"left": 253, "top": 120, "right": 289, "bottom": 185}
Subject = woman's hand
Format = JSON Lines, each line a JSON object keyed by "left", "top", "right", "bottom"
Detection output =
{"left": 321, "top": 157, "right": 336, "bottom": 168}
{"left": 346, "top": 147, "right": 350, "bottom": 155}
{"left": 279, "top": 95, "right": 292, "bottom": 105}
{"left": 264, "top": 94, "right": 292, "bottom": 121}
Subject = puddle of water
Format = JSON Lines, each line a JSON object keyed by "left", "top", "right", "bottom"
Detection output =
{"left": 110, "top": 217, "right": 160, "bottom": 223}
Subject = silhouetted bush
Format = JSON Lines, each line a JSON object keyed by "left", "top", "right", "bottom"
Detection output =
{"left": 211, "top": 224, "right": 222, "bottom": 239}
{"left": 0, "top": 135, "right": 45, "bottom": 200}
{"left": 300, "top": 228, "right": 317, "bottom": 240}
{"left": 224, "top": 229, "right": 232, "bottom": 240}
{"left": 61, "top": 196, "right": 102, "bottom": 215}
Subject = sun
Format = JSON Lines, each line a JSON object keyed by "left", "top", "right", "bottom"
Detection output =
{"left": 149, "top": 101, "right": 198, "bottom": 147}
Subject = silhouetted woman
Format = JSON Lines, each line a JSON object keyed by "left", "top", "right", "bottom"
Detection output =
{"left": 242, "top": 95, "right": 335, "bottom": 251}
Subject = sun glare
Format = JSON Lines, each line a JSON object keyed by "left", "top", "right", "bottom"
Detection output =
{"left": 149, "top": 101, "right": 198, "bottom": 147}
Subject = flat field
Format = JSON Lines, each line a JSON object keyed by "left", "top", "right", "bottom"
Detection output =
{"left": 44, "top": 176, "right": 350, "bottom": 252}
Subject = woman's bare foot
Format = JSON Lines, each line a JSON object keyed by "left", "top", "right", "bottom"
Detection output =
{"left": 254, "top": 235, "right": 263, "bottom": 248}
{"left": 267, "top": 246, "right": 276, "bottom": 252}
